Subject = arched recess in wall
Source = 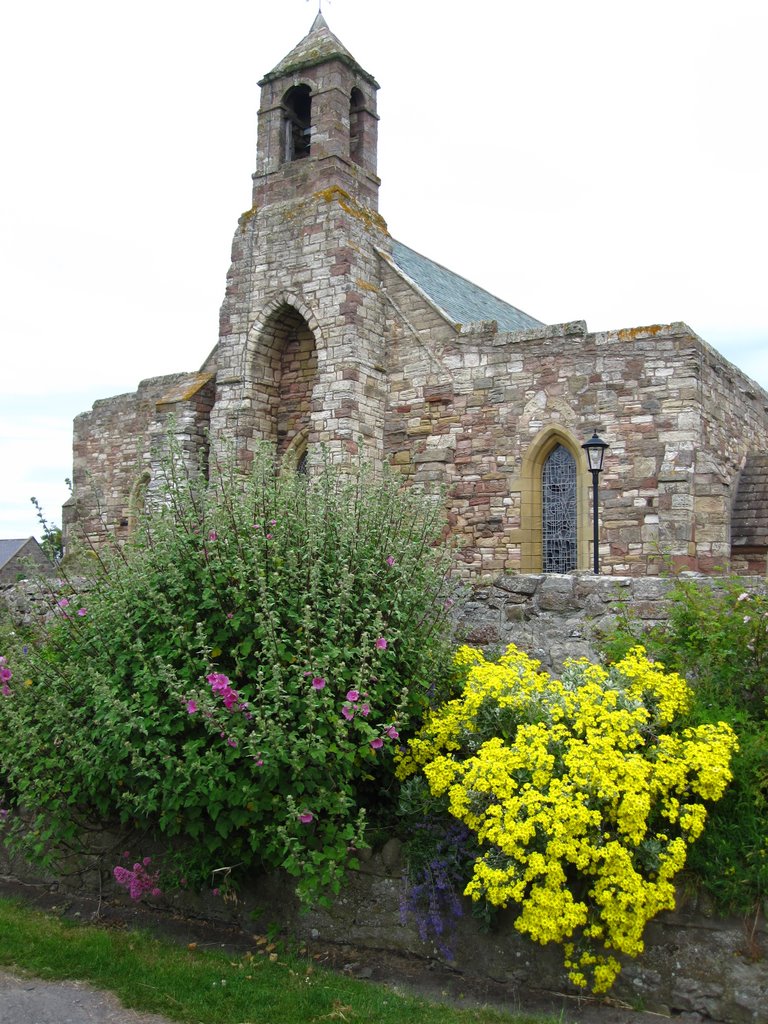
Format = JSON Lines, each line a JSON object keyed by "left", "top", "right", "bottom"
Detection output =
{"left": 127, "top": 470, "right": 151, "bottom": 535}
{"left": 518, "top": 427, "right": 590, "bottom": 573}
{"left": 349, "top": 87, "right": 365, "bottom": 165}
{"left": 249, "top": 300, "right": 319, "bottom": 458}
{"left": 282, "top": 84, "right": 312, "bottom": 162}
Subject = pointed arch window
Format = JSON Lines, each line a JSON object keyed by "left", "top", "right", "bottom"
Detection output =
{"left": 542, "top": 444, "right": 577, "bottom": 573}
{"left": 283, "top": 85, "right": 312, "bottom": 162}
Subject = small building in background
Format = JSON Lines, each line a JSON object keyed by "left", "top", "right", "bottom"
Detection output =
{"left": 0, "top": 538, "right": 55, "bottom": 585}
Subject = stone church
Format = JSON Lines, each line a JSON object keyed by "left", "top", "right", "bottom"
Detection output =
{"left": 64, "top": 14, "right": 768, "bottom": 578}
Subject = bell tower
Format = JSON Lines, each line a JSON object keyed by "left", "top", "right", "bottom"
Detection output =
{"left": 252, "top": 13, "right": 380, "bottom": 210}
{"left": 210, "top": 15, "right": 390, "bottom": 470}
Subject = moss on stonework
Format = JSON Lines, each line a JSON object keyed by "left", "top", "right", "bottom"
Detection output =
{"left": 238, "top": 205, "right": 259, "bottom": 230}
{"left": 356, "top": 277, "right": 379, "bottom": 293}
{"left": 314, "top": 186, "right": 389, "bottom": 235}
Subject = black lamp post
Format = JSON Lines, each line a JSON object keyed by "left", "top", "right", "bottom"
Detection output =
{"left": 581, "top": 431, "right": 610, "bottom": 574}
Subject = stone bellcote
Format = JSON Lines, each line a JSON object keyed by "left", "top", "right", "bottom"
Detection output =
{"left": 252, "top": 13, "right": 381, "bottom": 210}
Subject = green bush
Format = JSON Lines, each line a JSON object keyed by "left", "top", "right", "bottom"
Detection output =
{"left": 0, "top": 446, "right": 455, "bottom": 905}
{"left": 600, "top": 576, "right": 768, "bottom": 912}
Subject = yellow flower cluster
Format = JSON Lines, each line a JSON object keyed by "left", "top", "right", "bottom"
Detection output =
{"left": 398, "top": 644, "right": 738, "bottom": 994}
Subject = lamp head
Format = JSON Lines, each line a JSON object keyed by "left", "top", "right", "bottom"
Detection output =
{"left": 582, "top": 431, "right": 609, "bottom": 473}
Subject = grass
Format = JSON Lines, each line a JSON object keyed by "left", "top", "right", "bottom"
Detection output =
{"left": 0, "top": 897, "right": 551, "bottom": 1024}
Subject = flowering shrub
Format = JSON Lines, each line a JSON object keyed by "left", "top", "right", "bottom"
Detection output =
{"left": 113, "top": 854, "right": 162, "bottom": 901}
{"left": 397, "top": 644, "right": 737, "bottom": 993}
{"left": 397, "top": 793, "right": 479, "bottom": 959}
{"left": 601, "top": 578, "right": 768, "bottom": 912}
{"left": 0, "top": 445, "right": 455, "bottom": 906}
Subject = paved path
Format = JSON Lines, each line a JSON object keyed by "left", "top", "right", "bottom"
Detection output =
{"left": 0, "top": 970, "right": 175, "bottom": 1024}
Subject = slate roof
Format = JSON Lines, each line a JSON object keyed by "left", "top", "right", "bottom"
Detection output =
{"left": 260, "top": 13, "right": 378, "bottom": 87}
{"left": 390, "top": 240, "right": 543, "bottom": 333}
{"left": 0, "top": 539, "right": 29, "bottom": 570}
{"left": 732, "top": 453, "right": 768, "bottom": 549}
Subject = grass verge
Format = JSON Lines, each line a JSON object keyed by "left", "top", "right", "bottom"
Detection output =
{"left": 0, "top": 897, "right": 546, "bottom": 1024}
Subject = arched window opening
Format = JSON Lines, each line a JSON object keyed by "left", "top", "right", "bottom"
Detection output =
{"left": 283, "top": 85, "right": 312, "bottom": 162}
{"left": 283, "top": 427, "right": 310, "bottom": 477}
{"left": 542, "top": 444, "right": 577, "bottom": 573}
{"left": 349, "top": 87, "right": 364, "bottom": 165}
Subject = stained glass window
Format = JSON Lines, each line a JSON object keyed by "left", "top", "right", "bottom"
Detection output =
{"left": 542, "top": 444, "right": 577, "bottom": 573}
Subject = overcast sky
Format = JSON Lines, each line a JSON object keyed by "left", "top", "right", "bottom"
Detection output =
{"left": 1, "top": 0, "right": 766, "bottom": 540}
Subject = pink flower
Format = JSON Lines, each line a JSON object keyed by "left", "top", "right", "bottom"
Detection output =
{"left": 0, "top": 667, "right": 11, "bottom": 683}
{"left": 341, "top": 704, "right": 354, "bottom": 721}
{"left": 299, "top": 811, "right": 314, "bottom": 824}
{"left": 386, "top": 726, "right": 399, "bottom": 740}
{"left": 266, "top": 533, "right": 273, "bottom": 540}
{"left": 375, "top": 637, "right": 387, "bottom": 650}
{"left": 346, "top": 689, "right": 359, "bottom": 702}
{"left": 57, "top": 598, "right": 69, "bottom": 608}
{"left": 269, "top": 519, "right": 277, "bottom": 526}
{"left": 311, "top": 676, "right": 326, "bottom": 690}
{"left": 386, "top": 556, "right": 395, "bottom": 567}
{"left": 208, "top": 530, "right": 218, "bottom": 541}
{"left": 227, "top": 737, "right": 238, "bottom": 747}
{"left": 186, "top": 699, "right": 198, "bottom": 714}
{"left": 359, "top": 703, "right": 370, "bottom": 717}
{"left": 226, "top": 612, "right": 234, "bottom": 620}
{"left": 212, "top": 887, "right": 220, "bottom": 896}
{"left": 1, "top": 684, "right": 11, "bottom": 697}
{"left": 370, "top": 738, "right": 384, "bottom": 750}
{"left": 77, "top": 608, "right": 87, "bottom": 617}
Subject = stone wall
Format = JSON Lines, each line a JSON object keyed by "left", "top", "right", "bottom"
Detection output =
{"left": 453, "top": 571, "right": 767, "bottom": 673}
{"left": 64, "top": 373, "right": 192, "bottom": 549}
{"left": 1, "top": 832, "right": 765, "bottom": 1023}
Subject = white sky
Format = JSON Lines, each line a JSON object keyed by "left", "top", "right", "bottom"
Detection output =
{"left": 1, "top": 0, "right": 766, "bottom": 540}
